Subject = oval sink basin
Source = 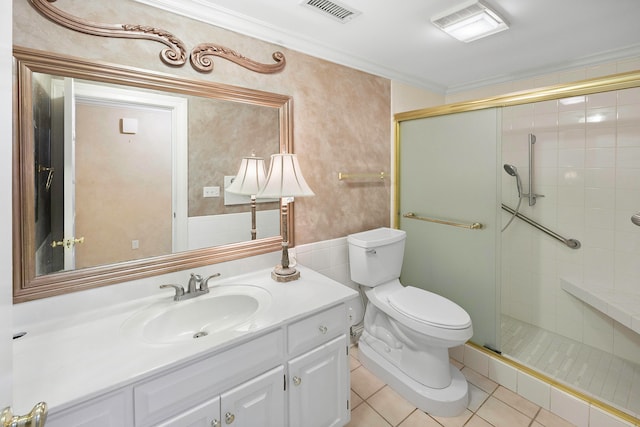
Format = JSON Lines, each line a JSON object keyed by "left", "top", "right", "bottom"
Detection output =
{"left": 122, "top": 285, "right": 271, "bottom": 344}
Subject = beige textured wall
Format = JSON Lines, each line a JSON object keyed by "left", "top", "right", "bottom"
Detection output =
{"left": 13, "top": 0, "right": 391, "bottom": 245}
{"left": 188, "top": 97, "right": 279, "bottom": 217}
{"left": 75, "top": 102, "right": 172, "bottom": 267}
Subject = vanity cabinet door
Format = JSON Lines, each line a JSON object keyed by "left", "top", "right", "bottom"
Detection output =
{"left": 134, "top": 330, "right": 283, "bottom": 426}
{"left": 288, "top": 335, "right": 349, "bottom": 427}
{"left": 155, "top": 396, "right": 220, "bottom": 427}
{"left": 220, "top": 366, "right": 285, "bottom": 427}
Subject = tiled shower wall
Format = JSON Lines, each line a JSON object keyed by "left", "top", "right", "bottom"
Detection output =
{"left": 501, "top": 86, "right": 640, "bottom": 365}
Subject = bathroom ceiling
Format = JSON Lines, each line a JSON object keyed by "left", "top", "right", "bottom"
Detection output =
{"left": 136, "top": 0, "right": 640, "bottom": 94}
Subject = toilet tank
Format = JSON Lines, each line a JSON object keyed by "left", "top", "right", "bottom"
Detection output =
{"left": 347, "top": 227, "right": 406, "bottom": 287}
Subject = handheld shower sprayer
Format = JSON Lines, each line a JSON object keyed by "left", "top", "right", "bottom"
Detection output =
{"left": 503, "top": 164, "right": 522, "bottom": 199}
{"left": 502, "top": 164, "right": 523, "bottom": 232}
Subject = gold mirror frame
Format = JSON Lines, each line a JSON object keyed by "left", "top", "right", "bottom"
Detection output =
{"left": 393, "top": 69, "right": 640, "bottom": 425}
{"left": 13, "top": 46, "right": 294, "bottom": 303}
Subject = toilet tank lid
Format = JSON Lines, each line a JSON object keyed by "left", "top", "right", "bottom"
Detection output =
{"left": 347, "top": 227, "right": 406, "bottom": 248}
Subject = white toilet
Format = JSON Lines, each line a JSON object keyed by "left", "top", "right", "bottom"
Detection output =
{"left": 348, "top": 227, "right": 473, "bottom": 417}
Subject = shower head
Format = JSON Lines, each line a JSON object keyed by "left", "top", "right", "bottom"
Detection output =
{"left": 503, "top": 164, "right": 518, "bottom": 176}
{"left": 503, "top": 164, "right": 522, "bottom": 198}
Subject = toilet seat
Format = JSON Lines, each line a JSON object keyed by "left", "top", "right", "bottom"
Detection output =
{"left": 387, "top": 286, "right": 471, "bottom": 330}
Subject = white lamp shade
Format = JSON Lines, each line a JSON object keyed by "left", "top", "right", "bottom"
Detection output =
{"left": 257, "top": 153, "right": 315, "bottom": 198}
{"left": 226, "top": 155, "right": 267, "bottom": 195}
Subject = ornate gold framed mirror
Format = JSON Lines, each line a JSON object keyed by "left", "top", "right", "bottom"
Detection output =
{"left": 13, "top": 46, "right": 294, "bottom": 303}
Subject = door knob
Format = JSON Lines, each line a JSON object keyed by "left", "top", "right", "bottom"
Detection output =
{"left": 293, "top": 376, "right": 302, "bottom": 386}
{"left": 51, "top": 237, "right": 85, "bottom": 248}
{"left": 1, "top": 402, "right": 48, "bottom": 427}
{"left": 225, "top": 412, "right": 235, "bottom": 424}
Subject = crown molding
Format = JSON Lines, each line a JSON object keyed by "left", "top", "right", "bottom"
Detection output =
{"left": 133, "top": 0, "right": 447, "bottom": 93}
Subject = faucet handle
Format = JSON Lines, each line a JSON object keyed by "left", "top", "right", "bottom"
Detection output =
{"left": 201, "top": 273, "right": 221, "bottom": 291}
{"left": 160, "top": 284, "right": 185, "bottom": 301}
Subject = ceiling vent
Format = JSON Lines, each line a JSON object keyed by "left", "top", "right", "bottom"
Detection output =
{"left": 299, "top": 0, "right": 362, "bottom": 23}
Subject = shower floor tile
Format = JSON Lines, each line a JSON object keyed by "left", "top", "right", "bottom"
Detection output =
{"left": 501, "top": 315, "right": 640, "bottom": 417}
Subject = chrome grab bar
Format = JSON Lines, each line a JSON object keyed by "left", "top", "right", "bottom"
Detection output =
{"left": 528, "top": 133, "right": 537, "bottom": 206}
{"left": 523, "top": 133, "right": 544, "bottom": 206}
{"left": 403, "top": 212, "right": 483, "bottom": 230}
{"left": 501, "top": 204, "right": 580, "bottom": 249}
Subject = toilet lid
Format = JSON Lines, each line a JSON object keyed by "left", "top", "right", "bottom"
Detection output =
{"left": 387, "top": 286, "right": 471, "bottom": 329}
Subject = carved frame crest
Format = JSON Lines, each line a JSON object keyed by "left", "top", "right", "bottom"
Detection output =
{"left": 28, "top": 0, "right": 286, "bottom": 74}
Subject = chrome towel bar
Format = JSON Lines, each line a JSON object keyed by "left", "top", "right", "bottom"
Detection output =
{"left": 501, "top": 204, "right": 580, "bottom": 249}
{"left": 403, "top": 212, "right": 483, "bottom": 230}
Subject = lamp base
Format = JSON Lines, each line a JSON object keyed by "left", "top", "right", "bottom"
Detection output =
{"left": 271, "top": 265, "right": 300, "bottom": 282}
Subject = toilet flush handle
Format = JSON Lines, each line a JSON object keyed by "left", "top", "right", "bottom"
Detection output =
{"left": 366, "top": 249, "right": 376, "bottom": 255}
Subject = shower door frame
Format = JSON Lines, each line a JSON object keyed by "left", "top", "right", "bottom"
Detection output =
{"left": 394, "top": 69, "right": 640, "bottom": 425}
{"left": 397, "top": 108, "right": 502, "bottom": 351}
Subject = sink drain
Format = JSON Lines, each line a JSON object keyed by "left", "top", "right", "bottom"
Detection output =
{"left": 193, "top": 331, "right": 208, "bottom": 339}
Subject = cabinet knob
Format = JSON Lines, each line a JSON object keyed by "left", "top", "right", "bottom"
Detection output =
{"left": 318, "top": 325, "right": 328, "bottom": 334}
{"left": 212, "top": 420, "right": 221, "bottom": 427}
{"left": 293, "top": 376, "right": 302, "bottom": 386}
{"left": 225, "top": 412, "right": 235, "bottom": 424}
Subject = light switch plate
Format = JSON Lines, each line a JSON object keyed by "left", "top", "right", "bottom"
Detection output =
{"left": 203, "top": 186, "right": 220, "bottom": 197}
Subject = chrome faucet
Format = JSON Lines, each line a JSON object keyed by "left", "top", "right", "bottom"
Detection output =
{"left": 160, "top": 272, "right": 221, "bottom": 301}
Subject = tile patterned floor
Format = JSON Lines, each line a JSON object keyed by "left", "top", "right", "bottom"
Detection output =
{"left": 502, "top": 315, "right": 640, "bottom": 416}
{"left": 346, "top": 345, "right": 576, "bottom": 427}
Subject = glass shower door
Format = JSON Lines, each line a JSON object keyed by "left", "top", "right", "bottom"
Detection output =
{"left": 397, "top": 108, "right": 501, "bottom": 350}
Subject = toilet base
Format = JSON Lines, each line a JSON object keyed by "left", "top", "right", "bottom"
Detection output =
{"left": 358, "top": 339, "right": 469, "bottom": 417}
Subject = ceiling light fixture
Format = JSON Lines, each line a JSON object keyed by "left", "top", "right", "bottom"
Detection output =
{"left": 431, "top": 0, "right": 508, "bottom": 43}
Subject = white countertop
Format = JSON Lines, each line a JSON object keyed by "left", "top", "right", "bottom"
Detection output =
{"left": 12, "top": 266, "right": 357, "bottom": 414}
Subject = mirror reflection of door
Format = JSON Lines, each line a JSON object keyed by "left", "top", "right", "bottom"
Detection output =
{"left": 62, "top": 77, "right": 76, "bottom": 271}
{"left": 34, "top": 73, "right": 188, "bottom": 275}
{"left": 75, "top": 98, "right": 173, "bottom": 269}
{"left": 33, "top": 72, "right": 64, "bottom": 275}
{"left": 36, "top": 76, "right": 77, "bottom": 273}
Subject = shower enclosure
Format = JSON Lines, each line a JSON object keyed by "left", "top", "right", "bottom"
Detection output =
{"left": 395, "top": 72, "right": 640, "bottom": 421}
{"left": 500, "top": 88, "right": 640, "bottom": 418}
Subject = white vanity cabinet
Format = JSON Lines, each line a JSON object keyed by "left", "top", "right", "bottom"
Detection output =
{"left": 36, "top": 295, "right": 354, "bottom": 427}
{"left": 287, "top": 304, "right": 351, "bottom": 427}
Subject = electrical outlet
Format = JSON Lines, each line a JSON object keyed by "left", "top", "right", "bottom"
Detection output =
{"left": 203, "top": 186, "right": 220, "bottom": 197}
